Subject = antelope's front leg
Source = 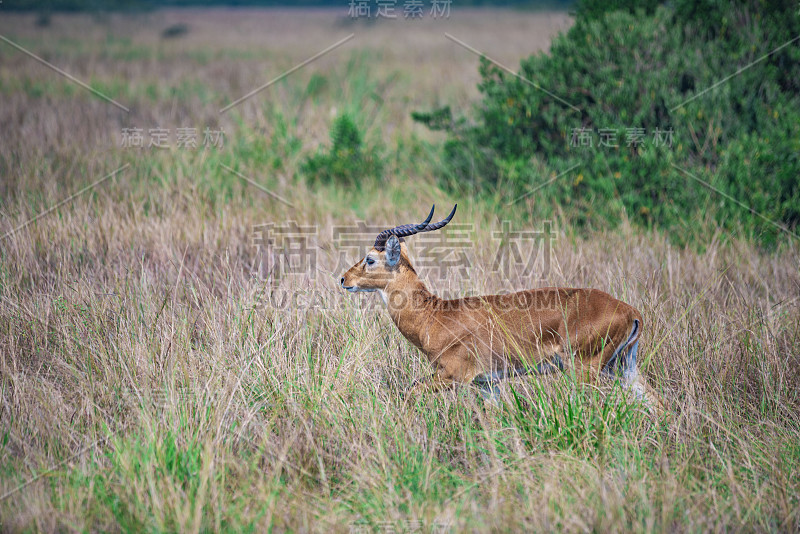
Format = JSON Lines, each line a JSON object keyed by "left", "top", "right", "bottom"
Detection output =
{"left": 405, "top": 371, "right": 457, "bottom": 398}
{"left": 404, "top": 346, "right": 479, "bottom": 400}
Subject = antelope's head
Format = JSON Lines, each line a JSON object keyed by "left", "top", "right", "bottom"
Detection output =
{"left": 339, "top": 204, "right": 457, "bottom": 294}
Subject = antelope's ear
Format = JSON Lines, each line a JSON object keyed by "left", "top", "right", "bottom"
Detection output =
{"left": 385, "top": 235, "right": 401, "bottom": 267}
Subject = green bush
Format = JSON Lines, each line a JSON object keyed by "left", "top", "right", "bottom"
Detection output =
{"left": 302, "top": 112, "right": 384, "bottom": 186}
{"left": 416, "top": 0, "right": 800, "bottom": 246}
{"left": 572, "top": 0, "right": 660, "bottom": 21}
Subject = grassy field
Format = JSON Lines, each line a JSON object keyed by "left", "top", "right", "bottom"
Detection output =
{"left": 1, "top": 7, "right": 799, "bottom": 532}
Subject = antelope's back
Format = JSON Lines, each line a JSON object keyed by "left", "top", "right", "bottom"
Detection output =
{"left": 462, "top": 287, "right": 639, "bottom": 357}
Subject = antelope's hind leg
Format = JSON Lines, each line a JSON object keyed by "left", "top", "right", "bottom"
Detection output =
{"left": 602, "top": 322, "right": 664, "bottom": 414}
{"left": 621, "top": 341, "right": 665, "bottom": 414}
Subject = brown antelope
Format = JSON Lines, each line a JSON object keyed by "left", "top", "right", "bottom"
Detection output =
{"left": 340, "top": 205, "right": 662, "bottom": 411}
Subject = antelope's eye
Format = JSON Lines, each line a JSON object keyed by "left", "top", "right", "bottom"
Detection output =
{"left": 365, "top": 257, "right": 375, "bottom": 266}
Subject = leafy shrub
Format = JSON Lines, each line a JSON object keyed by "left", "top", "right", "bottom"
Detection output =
{"left": 416, "top": 0, "right": 800, "bottom": 246}
{"left": 573, "top": 0, "right": 660, "bottom": 21}
{"left": 302, "top": 112, "right": 384, "bottom": 186}
{"left": 35, "top": 11, "right": 52, "bottom": 26}
{"left": 161, "top": 23, "right": 189, "bottom": 39}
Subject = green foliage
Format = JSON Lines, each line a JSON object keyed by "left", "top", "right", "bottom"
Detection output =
{"left": 502, "top": 380, "right": 648, "bottom": 456}
{"left": 302, "top": 113, "right": 384, "bottom": 186}
{"left": 416, "top": 0, "right": 800, "bottom": 246}
{"left": 90, "top": 430, "right": 212, "bottom": 531}
{"left": 573, "top": 0, "right": 659, "bottom": 21}
{"left": 410, "top": 106, "right": 455, "bottom": 132}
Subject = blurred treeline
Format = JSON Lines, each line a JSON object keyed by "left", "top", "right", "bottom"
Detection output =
{"left": 6, "top": 0, "right": 573, "bottom": 11}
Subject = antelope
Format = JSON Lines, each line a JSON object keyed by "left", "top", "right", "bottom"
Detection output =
{"left": 339, "top": 205, "right": 662, "bottom": 412}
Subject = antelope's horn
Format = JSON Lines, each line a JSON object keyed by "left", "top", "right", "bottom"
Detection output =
{"left": 373, "top": 205, "right": 436, "bottom": 251}
{"left": 420, "top": 204, "right": 457, "bottom": 233}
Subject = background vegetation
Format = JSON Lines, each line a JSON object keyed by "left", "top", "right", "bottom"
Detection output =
{"left": 6, "top": 0, "right": 574, "bottom": 12}
{"left": 0, "top": 2, "right": 798, "bottom": 532}
{"left": 414, "top": 0, "right": 800, "bottom": 247}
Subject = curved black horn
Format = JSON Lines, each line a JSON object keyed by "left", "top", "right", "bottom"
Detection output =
{"left": 420, "top": 204, "right": 457, "bottom": 233}
{"left": 373, "top": 205, "right": 436, "bottom": 251}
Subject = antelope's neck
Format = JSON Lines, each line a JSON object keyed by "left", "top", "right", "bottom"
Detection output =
{"left": 383, "top": 270, "right": 439, "bottom": 351}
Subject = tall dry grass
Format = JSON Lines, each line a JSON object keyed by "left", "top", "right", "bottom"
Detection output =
{"left": 0, "top": 8, "right": 799, "bottom": 532}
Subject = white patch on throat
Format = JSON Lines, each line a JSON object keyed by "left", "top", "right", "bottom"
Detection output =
{"left": 378, "top": 289, "right": 388, "bottom": 306}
